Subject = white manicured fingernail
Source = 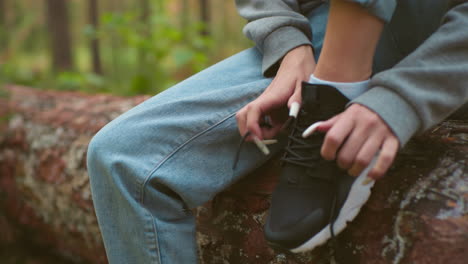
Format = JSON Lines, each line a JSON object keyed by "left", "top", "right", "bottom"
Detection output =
{"left": 289, "top": 102, "right": 300, "bottom": 118}
{"left": 302, "top": 121, "right": 324, "bottom": 138}
{"left": 262, "top": 139, "right": 278, "bottom": 145}
{"left": 254, "top": 136, "right": 270, "bottom": 155}
{"left": 362, "top": 177, "right": 374, "bottom": 186}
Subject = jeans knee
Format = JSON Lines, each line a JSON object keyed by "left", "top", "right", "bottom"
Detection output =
{"left": 87, "top": 127, "right": 113, "bottom": 181}
{"left": 86, "top": 118, "right": 161, "bottom": 193}
{"left": 86, "top": 122, "right": 132, "bottom": 183}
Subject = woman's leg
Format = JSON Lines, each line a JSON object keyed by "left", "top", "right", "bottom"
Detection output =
{"left": 87, "top": 48, "right": 280, "bottom": 264}
{"left": 86, "top": 4, "right": 329, "bottom": 264}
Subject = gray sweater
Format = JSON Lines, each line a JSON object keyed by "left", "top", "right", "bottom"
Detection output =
{"left": 235, "top": 0, "right": 468, "bottom": 146}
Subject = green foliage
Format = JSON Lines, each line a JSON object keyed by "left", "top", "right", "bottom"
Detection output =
{"left": 0, "top": 0, "right": 250, "bottom": 97}
{"left": 55, "top": 71, "right": 105, "bottom": 92}
{"left": 0, "top": 63, "right": 43, "bottom": 87}
{"left": 98, "top": 9, "right": 212, "bottom": 95}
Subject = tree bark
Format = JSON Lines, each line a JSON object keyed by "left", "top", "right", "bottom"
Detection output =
{"left": 1, "top": 85, "right": 467, "bottom": 263}
{"left": 45, "top": 0, "right": 74, "bottom": 71}
{"left": 88, "top": 0, "right": 102, "bottom": 75}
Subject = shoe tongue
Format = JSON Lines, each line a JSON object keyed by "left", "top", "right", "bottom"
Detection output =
{"left": 301, "top": 82, "right": 350, "bottom": 119}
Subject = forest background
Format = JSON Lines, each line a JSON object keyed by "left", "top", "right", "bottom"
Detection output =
{"left": 1, "top": 0, "right": 249, "bottom": 263}
{"left": 0, "top": 0, "right": 251, "bottom": 96}
{"left": 2, "top": 2, "right": 468, "bottom": 264}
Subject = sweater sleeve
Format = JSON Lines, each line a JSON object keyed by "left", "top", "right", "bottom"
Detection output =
{"left": 351, "top": 2, "right": 468, "bottom": 147}
{"left": 235, "top": 0, "right": 396, "bottom": 77}
{"left": 235, "top": 0, "right": 318, "bottom": 77}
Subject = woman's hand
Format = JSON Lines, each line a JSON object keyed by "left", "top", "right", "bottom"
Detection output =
{"left": 236, "top": 45, "right": 316, "bottom": 140}
{"left": 318, "top": 104, "right": 400, "bottom": 180}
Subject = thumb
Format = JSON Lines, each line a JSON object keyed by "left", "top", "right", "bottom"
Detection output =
{"left": 245, "top": 104, "right": 265, "bottom": 140}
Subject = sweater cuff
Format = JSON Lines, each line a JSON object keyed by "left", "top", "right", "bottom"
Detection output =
{"left": 350, "top": 87, "right": 421, "bottom": 147}
{"left": 261, "top": 26, "right": 313, "bottom": 77}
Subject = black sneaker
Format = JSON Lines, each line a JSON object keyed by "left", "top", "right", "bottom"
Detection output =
{"left": 264, "top": 82, "right": 375, "bottom": 253}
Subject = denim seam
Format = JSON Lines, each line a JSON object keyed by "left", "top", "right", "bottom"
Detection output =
{"left": 140, "top": 110, "right": 236, "bottom": 198}
{"left": 138, "top": 105, "right": 256, "bottom": 203}
{"left": 142, "top": 208, "right": 162, "bottom": 264}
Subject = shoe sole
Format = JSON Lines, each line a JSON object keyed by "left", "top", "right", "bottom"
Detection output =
{"left": 290, "top": 163, "right": 375, "bottom": 253}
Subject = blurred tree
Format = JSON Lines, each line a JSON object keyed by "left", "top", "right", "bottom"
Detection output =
{"left": 132, "top": 0, "right": 151, "bottom": 89}
{"left": 45, "top": 0, "right": 73, "bottom": 71}
{"left": 0, "top": 0, "right": 4, "bottom": 26}
{"left": 0, "top": 0, "right": 5, "bottom": 51}
{"left": 141, "top": 0, "right": 150, "bottom": 24}
{"left": 199, "top": 0, "right": 210, "bottom": 36}
{"left": 88, "top": 0, "right": 102, "bottom": 74}
{"left": 139, "top": 0, "right": 151, "bottom": 64}
{"left": 181, "top": 0, "right": 189, "bottom": 37}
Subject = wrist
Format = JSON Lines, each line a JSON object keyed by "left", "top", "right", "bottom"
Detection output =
{"left": 314, "top": 0, "right": 383, "bottom": 82}
{"left": 280, "top": 45, "right": 316, "bottom": 74}
{"left": 314, "top": 64, "right": 372, "bottom": 82}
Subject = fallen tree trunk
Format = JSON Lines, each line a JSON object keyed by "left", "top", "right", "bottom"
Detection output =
{"left": 0, "top": 85, "right": 149, "bottom": 264}
{"left": 0, "top": 85, "right": 467, "bottom": 264}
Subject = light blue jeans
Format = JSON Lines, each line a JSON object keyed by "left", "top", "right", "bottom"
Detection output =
{"left": 87, "top": 2, "right": 445, "bottom": 263}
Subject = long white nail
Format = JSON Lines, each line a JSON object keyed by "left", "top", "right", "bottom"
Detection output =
{"left": 262, "top": 139, "right": 278, "bottom": 145}
{"left": 254, "top": 136, "right": 270, "bottom": 155}
{"left": 362, "top": 177, "right": 374, "bottom": 186}
{"left": 302, "top": 121, "right": 324, "bottom": 138}
{"left": 289, "top": 102, "right": 300, "bottom": 118}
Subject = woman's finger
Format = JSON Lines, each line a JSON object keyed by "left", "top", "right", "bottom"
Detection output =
{"left": 261, "top": 123, "right": 283, "bottom": 140}
{"left": 367, "top": 137, "right": 399, "bottom": 180}
{"left": 347, "top": 132, "right": 384, "bottom": 177}
{"left": 336, "top": 124, "right": 382, "bottom": 170}
{"left": 321, "top": 116, "right": 355, "bottom": 160}
{"left": 245, "top": 103, "right": 264, "bottom": 140}
{"left": 316, "top": 114, "right": 340, "bottom": 132}
{"left": 287, "top": 80, "right": 303, "bottom": 108}
{"left": 235, "top": 107, "right": 248, "bottom": 137}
